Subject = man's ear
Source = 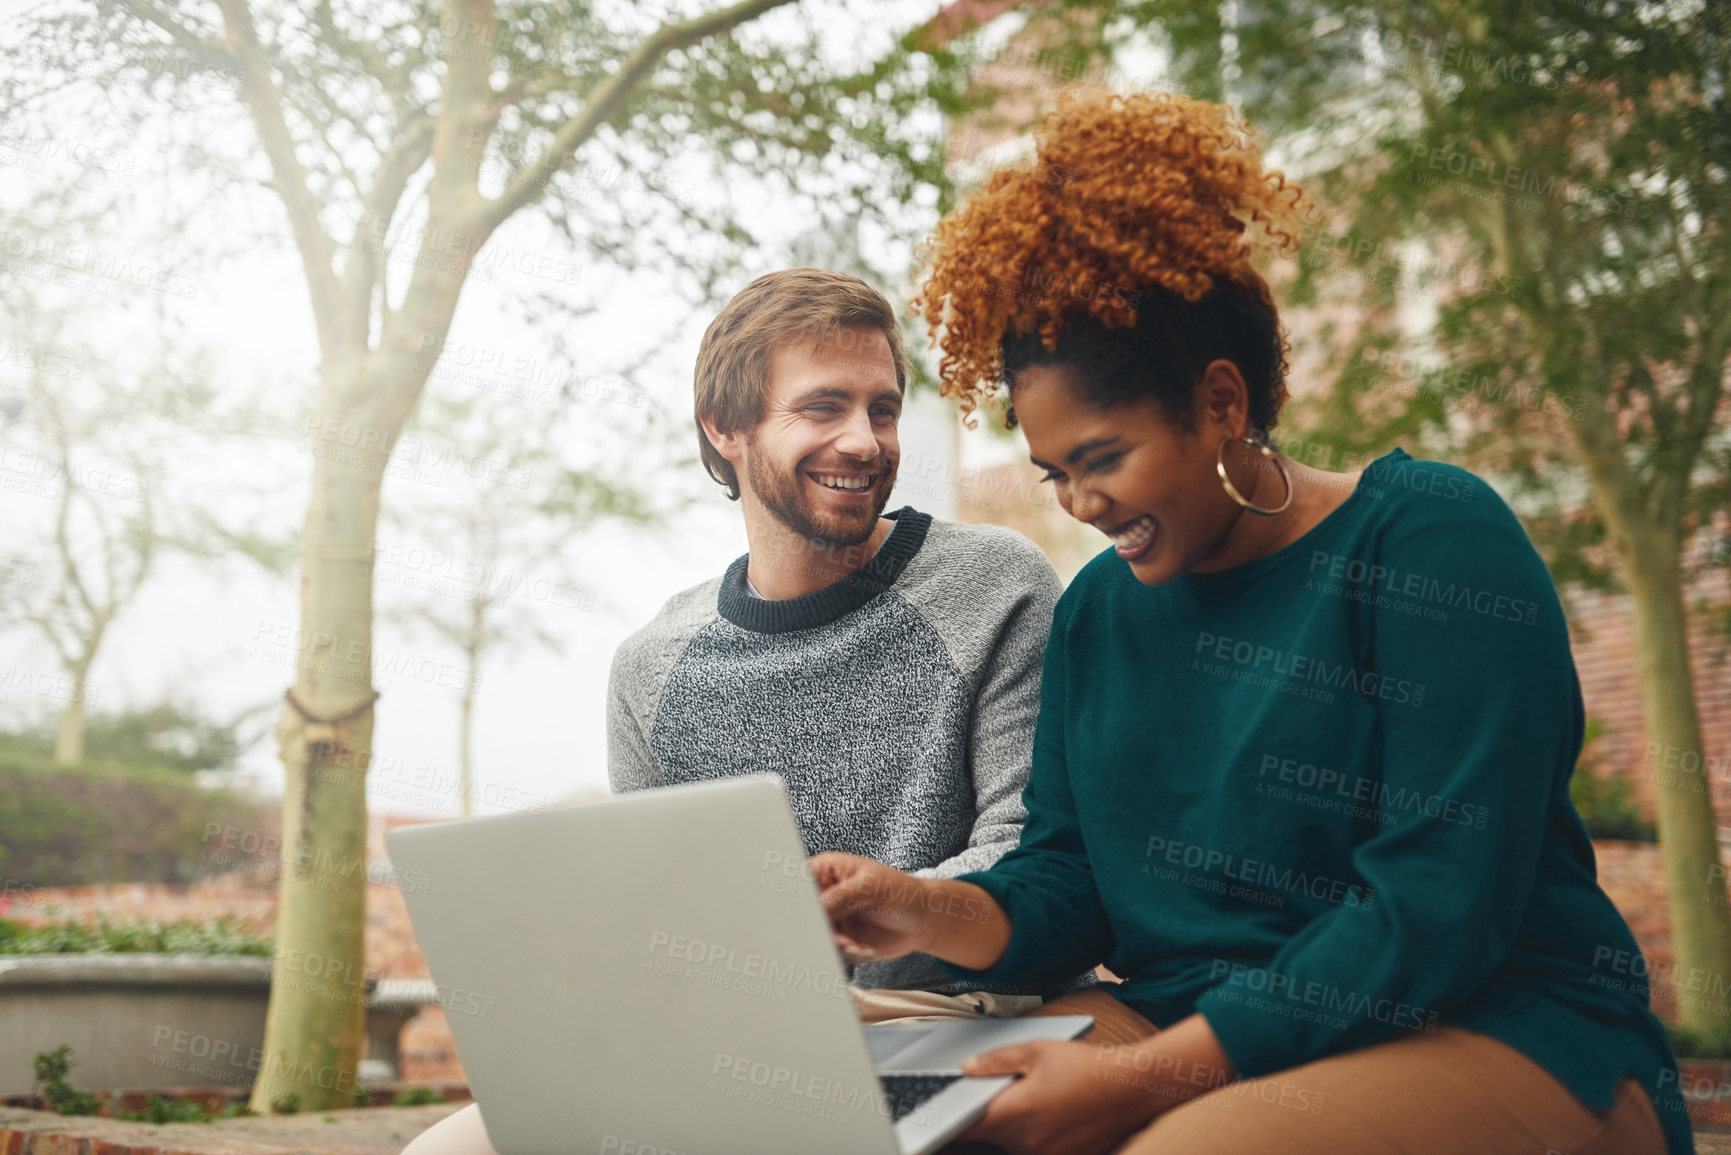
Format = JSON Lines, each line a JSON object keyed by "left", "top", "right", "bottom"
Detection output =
{"left": 698, "top": 412, "right": 745, "bottom": 464}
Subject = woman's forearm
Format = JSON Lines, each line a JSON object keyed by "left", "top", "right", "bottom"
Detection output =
{"left": 916, "top": 878, "right": 1012, "bottom": 971}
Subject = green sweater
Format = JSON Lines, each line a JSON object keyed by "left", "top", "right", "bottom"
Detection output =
{"left": 945, "top": 448, "right": 1692, "bottom": 1154}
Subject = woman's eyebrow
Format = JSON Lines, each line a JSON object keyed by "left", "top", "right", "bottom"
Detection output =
{"left": 1029, "top": 436, "right": 1123, "bottom": 470}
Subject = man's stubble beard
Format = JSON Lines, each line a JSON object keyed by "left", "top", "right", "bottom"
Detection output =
{"left": 744, "top": 439, "right": 897, "bottom": 548}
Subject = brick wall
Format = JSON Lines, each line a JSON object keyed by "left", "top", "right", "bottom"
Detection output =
{"left": 1570, "top": 582, "right": 1731, "bottom": 824}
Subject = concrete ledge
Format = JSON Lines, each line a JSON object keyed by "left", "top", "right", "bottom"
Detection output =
{"left": 0, "top": 958, "right": 431, "bottom": 1093}
{"left": 0, "top": 958, "right": 273, "bottom": 989}
{"left": 0, "top": 1103, "right": 463, "bottom": 1155}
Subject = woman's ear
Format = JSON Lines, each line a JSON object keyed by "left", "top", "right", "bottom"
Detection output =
{"left": 1196, "top": 359, "right": 1252, "bottom": 438}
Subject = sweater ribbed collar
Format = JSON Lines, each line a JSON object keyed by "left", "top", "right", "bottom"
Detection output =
{"left": 718, "top": 507, "right": 932, "bottom": 634}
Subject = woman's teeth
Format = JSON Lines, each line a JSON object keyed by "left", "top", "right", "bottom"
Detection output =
{"left": 813, "top": 473, "right": 874, "bottom": 490}
{"left": 1111, "top": 515, "right": 1158, "bottom": 558}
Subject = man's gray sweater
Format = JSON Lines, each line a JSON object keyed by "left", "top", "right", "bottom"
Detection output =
{"left": 606, "top": 506, "right": 1094, "bottom": 997}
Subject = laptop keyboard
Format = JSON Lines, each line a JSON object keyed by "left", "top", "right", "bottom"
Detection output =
{"left": 879, "top": 1073, "right": 962, "bottom": 1122}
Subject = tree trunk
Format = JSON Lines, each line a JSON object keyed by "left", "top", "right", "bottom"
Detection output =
{"left": 249, "top": 389, "right": 391, "bottom": 1113}
{"left": 458, "top": 681, "right": 475, "bottom": 819}
{"left": 52, "top": 663, "right": 89, "bottom": 767}
{"left": 1623, "top": 526, "right": 1731, "bottom": 1034}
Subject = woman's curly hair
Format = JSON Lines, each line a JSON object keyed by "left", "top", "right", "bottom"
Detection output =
{"left": 911, "top": 87, "right": 1314, "bottom": 430}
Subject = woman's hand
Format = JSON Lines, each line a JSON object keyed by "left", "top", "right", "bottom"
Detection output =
{"left": 812, "top": 852, "right": 1012, "bottom": 970}
{"left": 951, "top": 1039, "right": 1163, "bottom": 1155}
{"left": 811, "top": 851, "right": 932, "bottom": 962}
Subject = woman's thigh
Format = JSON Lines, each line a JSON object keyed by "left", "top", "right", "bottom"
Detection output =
{"left": 1019, "top": 986, "right": 1160, "bottom": 1047}
{"left": 1118, "top": 1027, "right": 1665, "bottom": 1155}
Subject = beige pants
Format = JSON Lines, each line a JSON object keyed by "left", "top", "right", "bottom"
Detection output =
{"left": 398, "top": 987, "right": 1043, "bottom": 1155}
{"left": 853, "top": 986, "right": 1046, "bottom": 1023}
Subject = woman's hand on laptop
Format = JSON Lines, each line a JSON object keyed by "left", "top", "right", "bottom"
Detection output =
{"left": 951, "top": 1038, "right": 1159, "bottom": 1155}
{"left": 811, "top": 852, "right": 1011, "bottom": 971}
{"left": 955, "top": 1014, "right": 1237, "bottom": 1155}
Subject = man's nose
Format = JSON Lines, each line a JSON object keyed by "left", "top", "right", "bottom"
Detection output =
{"left": 835, "top": 407, "right": 880, "bottom": 459}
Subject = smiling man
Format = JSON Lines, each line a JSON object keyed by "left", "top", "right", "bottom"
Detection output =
{"left": 607, "top": 267, "right": 1093, "bottom": 1014}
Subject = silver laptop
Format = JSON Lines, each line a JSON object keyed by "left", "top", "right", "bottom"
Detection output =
{"left": 387, "top": 774, "right": 1093, "bottom": 1155}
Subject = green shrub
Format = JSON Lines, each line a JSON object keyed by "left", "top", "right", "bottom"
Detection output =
{"left": 1569, "top": 719, "right": 1658, "bottom": 842}
{"left": 1665, "top": 1019, "right": 1731, "bottom": 1060}
{"left": 32, "top": 1046, "right": 103, "bottom": 1116}
{"left": 114, "top": 1094, "right": 256, "bottom": 1123}
{"left": 118, "top": 1094, "right": 215, "bottom": 1124}
{"left": 0, "top": 915, "right": 271, "bottom": 956}
{"left": 392, "top": 1087, "right": 445, "bottom": 1106}
{"left": 0, "top": 743, "right": 276, "bottom": 886}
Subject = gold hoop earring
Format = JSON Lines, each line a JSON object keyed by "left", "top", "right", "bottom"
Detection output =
{"left": 1216, "top": 431, "right": 1294, "bottom": 516}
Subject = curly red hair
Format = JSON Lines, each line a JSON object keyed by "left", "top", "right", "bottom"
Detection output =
{"left": 911, "top": 87, "right": 1314, "bottom": 424}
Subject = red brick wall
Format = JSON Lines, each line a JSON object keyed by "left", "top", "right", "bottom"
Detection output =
{"left": 1568, "top": 582, "right": 1731, "bottom": 824}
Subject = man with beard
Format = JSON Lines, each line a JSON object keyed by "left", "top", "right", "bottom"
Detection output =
{"left": 608, "top": 267, "right": 1093, "bottom": 1017}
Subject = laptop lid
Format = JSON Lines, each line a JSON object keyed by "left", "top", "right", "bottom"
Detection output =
{"left": 387, "top": 775, "right": 903, "bottom": 1155}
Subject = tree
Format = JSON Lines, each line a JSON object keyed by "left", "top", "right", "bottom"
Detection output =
{"left": 0, "top": 297, "right": 264, "bottom": 766}
{"left": 4, "top": 0, "right": 978, "bottom": 1109}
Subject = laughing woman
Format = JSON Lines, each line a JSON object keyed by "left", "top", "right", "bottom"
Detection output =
{"left": 814, "top": 89, "right": 1690, "bottom": 1155}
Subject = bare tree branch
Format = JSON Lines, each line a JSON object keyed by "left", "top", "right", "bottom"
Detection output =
{"left": 116, "top": 0, "right": 241, "bottom": 74}
{"left": 216, "top": 0, "right": 347, "bottom": 352}
{"left": 339, "top": 114, "right": 436, "bottom": 327}
{"left": 475, "top": 0, "right": 800, "bottom": 234}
